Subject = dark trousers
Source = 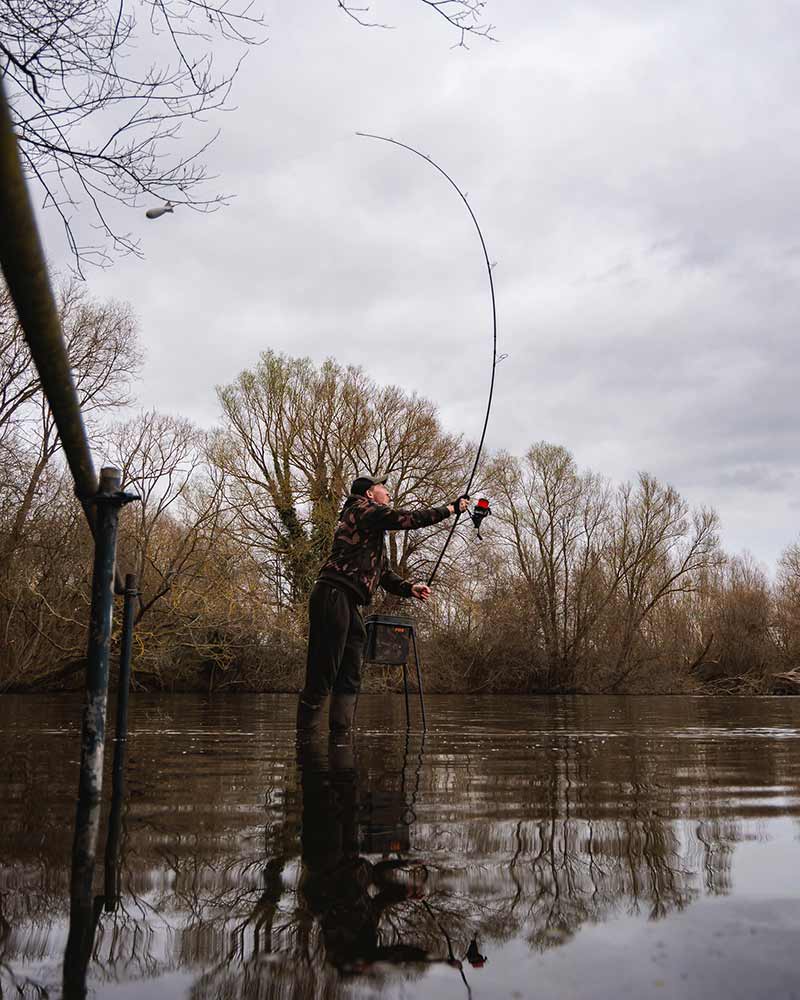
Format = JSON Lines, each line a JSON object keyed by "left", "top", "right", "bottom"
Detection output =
{"left": 300, "top": 581, "right": 366, "bottom": 707}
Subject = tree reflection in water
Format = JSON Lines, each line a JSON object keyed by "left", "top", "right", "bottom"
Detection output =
{"left": 0, "top": 695, "right": 789, "bottom": 998}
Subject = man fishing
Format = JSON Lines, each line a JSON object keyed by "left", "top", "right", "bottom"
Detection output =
{"left": 297, "top": 474, "right": 469, "bottom": 733}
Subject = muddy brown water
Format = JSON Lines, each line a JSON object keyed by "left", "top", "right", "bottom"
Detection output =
{"left": 2, "top": 693, "right": 800, "bottom": 998}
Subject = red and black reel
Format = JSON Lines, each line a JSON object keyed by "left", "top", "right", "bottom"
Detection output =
{"left": 470, "top": 498, "right": 491, "bottom": 539}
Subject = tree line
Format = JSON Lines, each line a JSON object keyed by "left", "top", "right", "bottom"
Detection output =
{"left": 1, "top": 282, "right": 798, "bottom": 694}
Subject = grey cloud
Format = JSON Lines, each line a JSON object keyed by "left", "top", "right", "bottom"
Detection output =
{"left": 36, "top": 0, "right": 800, "bottom": 568}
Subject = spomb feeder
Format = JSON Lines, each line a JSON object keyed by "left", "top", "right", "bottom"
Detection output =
{"left": 145, "top": 202, "right": 174, "bottom": 220}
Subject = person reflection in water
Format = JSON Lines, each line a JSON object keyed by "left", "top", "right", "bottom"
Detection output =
{"left": 297, "top": 736, "right": 436, "bottom": 974}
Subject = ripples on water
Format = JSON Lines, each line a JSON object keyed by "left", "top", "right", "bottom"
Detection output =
{"left": 2, "top": 694, "right": 800, "bottom": 998}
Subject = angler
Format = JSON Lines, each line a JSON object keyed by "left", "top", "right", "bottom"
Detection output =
{"left": 296, "top": 474, "right": 469, "bottom": 734}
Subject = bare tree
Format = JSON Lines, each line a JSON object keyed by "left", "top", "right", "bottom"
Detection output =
{"left": 1, "top": 0, "right": 263, "bottom": 268}
{"left": 0, "top": 277, "right": 141, "bottom": 571}
{"left": 699, "top": 554, "right": 773, "bottom": 690}
{"left": 605, "top": 473, "right": 720, "bottom": 691}
{"left": 772, "top": 541, "right": 800, "bottom": 679}
{"left": 492, "top": 443, "right": 612, "bottom": 690}
{"left": 336, "top": 0, "right": 495, "bottom": 46}
{"left": 2, "top": 0, "right": 493, "bottom": 269}
{"left": 490, "top": 446, "right": 722, "bottom": 693}
{"left": 109, "top": 410, "right": 205, "bottom": 612}
{"left": 0, "top": 278, "right": 141, "bottom": 687}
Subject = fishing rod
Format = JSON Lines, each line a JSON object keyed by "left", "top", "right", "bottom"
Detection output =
{"left": 356, "top": 133, "right": 498, "bottom": 586}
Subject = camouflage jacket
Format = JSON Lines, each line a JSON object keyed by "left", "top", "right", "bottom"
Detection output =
{"left": 317, "top": 495, "right": 451, "bottom": 605}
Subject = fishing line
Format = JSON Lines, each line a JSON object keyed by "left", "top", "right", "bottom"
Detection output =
{"left": 356, "top": 132, "right": 499, "bottom": 586}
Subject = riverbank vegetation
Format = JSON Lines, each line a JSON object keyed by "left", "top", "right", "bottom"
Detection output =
{"left": 1, "top": 283, "right": 798, "bottom": 694}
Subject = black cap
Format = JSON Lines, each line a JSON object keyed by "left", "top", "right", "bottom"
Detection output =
{"left": 351, "top": 473, "right": 388, "bottom": 496}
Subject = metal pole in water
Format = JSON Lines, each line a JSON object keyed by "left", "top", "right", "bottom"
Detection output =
{"left": 65, "top": 469, "right": 137, "bottom": 997}
{"left": 104, "top": 728, "right": 127, "bottom": 912}
{"left": 72, "top": 467, "right": 123, "bottom": 883}
{"left": 113, "top": 573, "right": 138, "bottom": 746}
{"left": 410, "top": 630, "right": 427, "bottom": 731}
{"left": 103, "top": 573, "right": 138, "bottom": 911}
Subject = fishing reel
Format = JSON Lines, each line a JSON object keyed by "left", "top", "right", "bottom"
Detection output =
{"left": 469, "top": 498, "right": 491, "bottom": 539}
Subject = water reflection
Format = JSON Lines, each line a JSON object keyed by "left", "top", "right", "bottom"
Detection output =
{"left": 188, "top": 736, "right": 464, "bottom": 999}
{"left": 0, "top": 695, "right": 799, "bottom": 998}
{"left": 298, "top": 737, "right": 428, "bottom": 968}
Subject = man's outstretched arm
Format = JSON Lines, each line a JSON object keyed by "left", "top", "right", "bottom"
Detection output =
{"left": 361, "top": 497, "right": 469, "bottom": 532}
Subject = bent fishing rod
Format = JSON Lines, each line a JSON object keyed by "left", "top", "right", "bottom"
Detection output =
{"left": 356, "top": 132, "right": 498, "bottom": 586}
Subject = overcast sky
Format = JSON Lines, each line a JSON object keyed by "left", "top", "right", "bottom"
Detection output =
{"left": 41, "top": 0, "right": 800, "bottom": 569}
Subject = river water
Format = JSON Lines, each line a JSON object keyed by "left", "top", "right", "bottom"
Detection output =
{"left": 2, "top": 694, "right": 800, "bottom": 998}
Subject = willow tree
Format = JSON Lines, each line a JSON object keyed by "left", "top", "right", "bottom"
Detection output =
{"left": 213, "top": 350, "right": 471, "bottom": 604}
